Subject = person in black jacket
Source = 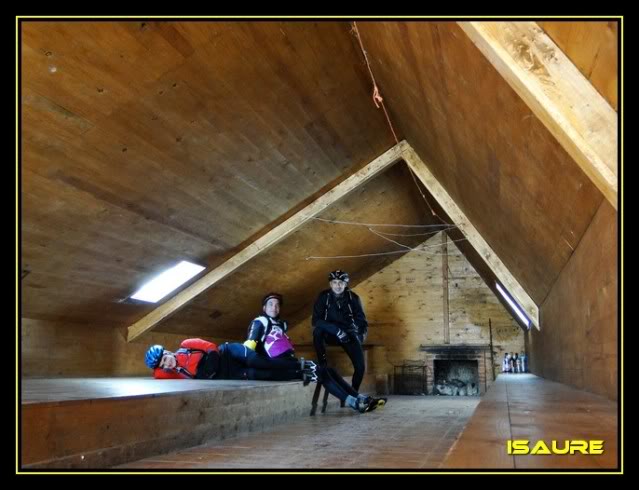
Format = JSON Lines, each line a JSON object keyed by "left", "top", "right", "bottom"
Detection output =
{"left": 312, "top": 270, "right": 368, "bottom": 391}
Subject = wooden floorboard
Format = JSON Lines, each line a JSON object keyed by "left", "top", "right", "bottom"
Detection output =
{"left": 116, "top": 395, "right": 481, "bottom": 470}
{"left": 442, "top": 374, "right": 618, "bottom": 470}
{"left": 21, "top": 374, "right": 619, "bottom": 470}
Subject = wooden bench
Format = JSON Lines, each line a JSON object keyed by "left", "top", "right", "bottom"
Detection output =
{"left": 21, "top": 377, "right": 318, "bottom": 469}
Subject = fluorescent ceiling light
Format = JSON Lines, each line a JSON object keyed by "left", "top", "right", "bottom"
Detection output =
{"left": 131, "top": 260, "right": 205, "bottom": 303}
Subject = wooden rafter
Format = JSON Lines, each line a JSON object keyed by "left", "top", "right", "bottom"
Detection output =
{"left": 459, "top": 21, "right": 618, "bottom": 210}
{"left": 401, "top": 145, "right": 540, "bottom": 329}
{"left": 127, "top": 141, "right": 408, "bottom": 341}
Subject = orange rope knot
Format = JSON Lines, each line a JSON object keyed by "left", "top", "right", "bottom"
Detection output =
{"left": 372, "top": 86, "right": 383, "bottom": 108}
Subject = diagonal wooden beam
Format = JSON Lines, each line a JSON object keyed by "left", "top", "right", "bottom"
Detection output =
{"left": 402, "top": 144, "right": 540, "bottom": 329}
{"left": 459, "top": 21, "right": 618, "bottom": 210}
{"left": 127, "top": 141, "right": 408, "bottom": 342}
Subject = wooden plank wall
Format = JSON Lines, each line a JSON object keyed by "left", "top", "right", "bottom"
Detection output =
{"left": 538, "top": 21, "right": 618, "bottom": 110}
{"left": 356, "top": 22, "right": 604, "bottom": 305}
{"left": 21, "top": 318, "right": 226, "bottom": 377}
{"left": 529, "top": 201, "right": 618, "bottom": 400}
{"left": 153, "top": 164, "right": 431, "bottom": 340}
{"left": 288, "top": 232, "right": 524, "bottom": 379}
{"left": 448, "top": 236, "right": 524, "bottom": 355}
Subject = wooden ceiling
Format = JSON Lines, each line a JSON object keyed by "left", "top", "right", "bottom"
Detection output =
{"left": 157, "top": 162, "right": 438, "bottom": 339}
{"left": 21, "top": 21, "right": 395, "bottom": 326}
{"left": 21, "top": 20, "right": 616, "bottom": 339}
{"left": 355, "top": 22, "right": 608, "bottom": 305}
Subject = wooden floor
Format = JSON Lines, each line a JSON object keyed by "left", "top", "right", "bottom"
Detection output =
{"left": 116, "top": 395, "right": 480, "bottom": 470}
{"left": 443, "top": 374, "right": 619, "bottom": 470}
{"left": 21, "top": 374, "right": 620, "bottom": 471}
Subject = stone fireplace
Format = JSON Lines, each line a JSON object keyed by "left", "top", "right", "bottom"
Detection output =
{"left": 420, "top": 344, "right": 492, "bottom": 395}
{"left": 433, "top": 360, "right": 479, "bottom": 395}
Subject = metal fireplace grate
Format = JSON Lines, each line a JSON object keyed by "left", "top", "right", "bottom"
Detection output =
{"left": 393, "top": 360, "right": 427, "bottom": 395}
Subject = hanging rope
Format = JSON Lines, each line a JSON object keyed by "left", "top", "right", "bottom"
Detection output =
{"left": 351, "top": 22, "right": 399, "bottom": 145}
{"left": 407, "top": 165, "right": 444, "bottom": 222}
{"left": 310, "top": 216, "right": 455, "bottom": 229}
{"left": 366, "top": 228, "right": 455, "bottom": 237}
{"left": 350, "top": 21, "right": 444, "bottom": 223}
{"left": 368, "top": 227, "right": 413, "bottom": 250}
{"left": 305, "top": 236, "right": 468, "bottom": 260}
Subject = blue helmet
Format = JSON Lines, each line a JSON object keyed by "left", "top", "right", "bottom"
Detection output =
{"left": 145, "top": 345, "right": 165, "bottom": 369}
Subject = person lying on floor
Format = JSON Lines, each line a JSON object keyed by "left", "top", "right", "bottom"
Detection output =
{"left": 317, "top": 365, "right": 387, "bottom": 413}
{"left": 144, "top": 338, "right": 316, "bottom": 383}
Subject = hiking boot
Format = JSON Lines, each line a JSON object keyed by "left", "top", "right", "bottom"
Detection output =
{"left": 357, "top": 398, "right": 371, "bottom": 413}
{"left": 302, "top": 360, "right": 317, "bottom": 371}
{"left": 365, "top": 397, "right": 388, "bottom": 412}
{"left": 302, "top": 370, "right": 319, "bottom": 386}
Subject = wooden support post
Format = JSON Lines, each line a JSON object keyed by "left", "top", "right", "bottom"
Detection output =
{"left": 442, "top": 232, "right": 450, "bottom": 344}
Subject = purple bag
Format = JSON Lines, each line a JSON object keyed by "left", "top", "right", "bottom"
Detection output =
{"left": 264, "top": 328, "right": 294, "bottom": 358}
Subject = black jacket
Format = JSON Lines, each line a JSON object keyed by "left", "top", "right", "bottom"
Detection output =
{"left": 312, "top": 288, "right": 368, "bottom": 341}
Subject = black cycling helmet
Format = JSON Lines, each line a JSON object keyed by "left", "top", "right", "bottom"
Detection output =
{"left": 328, "top": 270, "right": 350, "bottom": 284}
{"left": 262, "top": 292, "right": 283, "bottom": 307}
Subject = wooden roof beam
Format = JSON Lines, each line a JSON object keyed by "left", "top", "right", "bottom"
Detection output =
{"left": 459, "top": 21, "right": 618, "bottom": 210}
{"left": 401, "top": 144, "right": 540, "bottom": 329}
{"left": 126, "top": 141, "right": 408, "bottom": 342}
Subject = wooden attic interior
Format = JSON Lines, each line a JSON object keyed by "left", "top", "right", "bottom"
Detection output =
{"left": 20, "top": 20, "right": 619, "bottom": 470}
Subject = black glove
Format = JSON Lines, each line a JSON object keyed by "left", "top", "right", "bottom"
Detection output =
{"left": 336, "top": 329, "right": 351, "bottom": 344}
{"left": 345, "top": 323, "right": 359, "bottom": 339}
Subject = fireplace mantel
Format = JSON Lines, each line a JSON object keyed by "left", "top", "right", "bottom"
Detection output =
{"left": 419, "top": 344, "right": 491, "bottom": 354}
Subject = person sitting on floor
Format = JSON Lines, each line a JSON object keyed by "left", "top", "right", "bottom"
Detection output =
{"left": 145, "top": 338, "right": 316, "bottom": 383}
{"left": 244, "top": 292, "right": 296, "bottom": 360}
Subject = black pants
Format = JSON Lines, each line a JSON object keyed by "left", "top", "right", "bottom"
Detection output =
{"left": 224, "top": 342, "right": 302, "bottom": 381}
{"left": 317, "top": 366, "right": 359, "bottom": 403}
{"left": 313, "top": 323, "right": 365, "bottom": 391}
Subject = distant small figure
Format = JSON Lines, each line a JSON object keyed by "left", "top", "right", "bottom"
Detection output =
{"left": 502, "top": 353, "right": 511, "bottom": 373}
{"left": 519, "top": 351, "right": 528, "bottom": 373}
